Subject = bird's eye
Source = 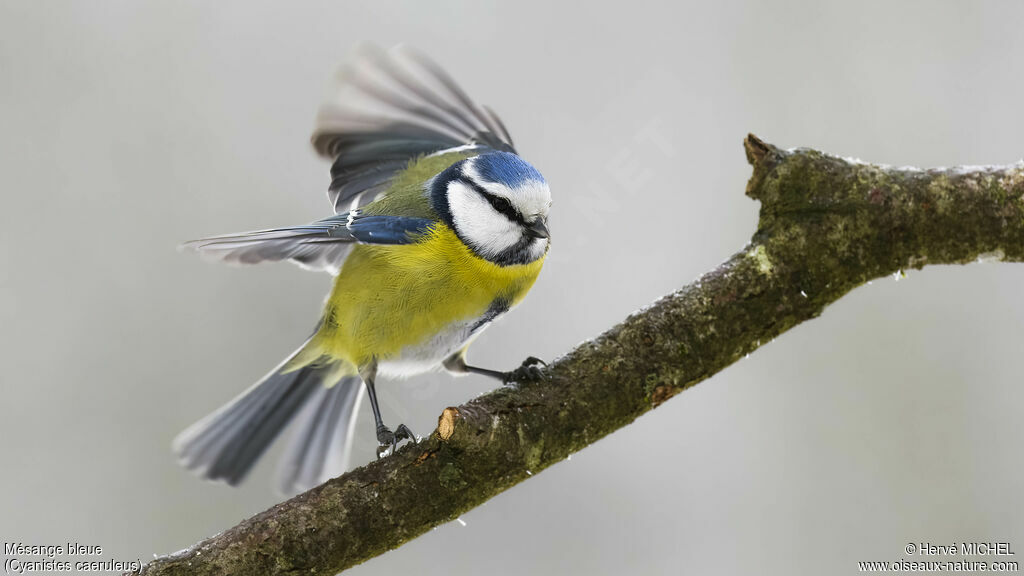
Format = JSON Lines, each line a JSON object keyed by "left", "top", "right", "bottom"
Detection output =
{"left": 483, "top": 193, "right": 520, "bottom": 222}
{"left": 492, "top": 196, "right": 513, "bottom": 213}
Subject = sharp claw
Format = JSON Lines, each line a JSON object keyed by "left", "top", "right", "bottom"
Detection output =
{"left": 376, "top": 423, "right": 417, "bottom": 458}
{"left": 523, "top": 356, "right": 547, "bottom": 367}
{"left": 502, "top": 359, "right": 548, "bottom": 384}
{"left": 395, "top": 424, "right": 418, "bottom": 443}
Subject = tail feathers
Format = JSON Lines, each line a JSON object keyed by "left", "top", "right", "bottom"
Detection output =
{"left": 276, "top": 375, "right": 364, "bottom": 495}
{"left": 173, "top": 345, "right": 346, "bottom": 486}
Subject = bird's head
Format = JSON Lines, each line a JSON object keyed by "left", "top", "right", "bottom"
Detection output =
{"left": 430, "top": 152, "right": 551, "bottom": 266}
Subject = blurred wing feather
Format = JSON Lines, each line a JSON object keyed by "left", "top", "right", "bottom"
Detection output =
{"left": 311, "top": 45, "right": 517, "bottom": 214}
{"left": 184, "top": 213, "right": 433, "bottom": 274}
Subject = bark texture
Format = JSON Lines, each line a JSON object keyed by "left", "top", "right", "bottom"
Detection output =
{"left": 131, "top": 136, "right": 1024, "bottom": 576}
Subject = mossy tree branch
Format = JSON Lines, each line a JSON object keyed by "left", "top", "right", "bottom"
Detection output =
{"left": 132, "top": 135, "right": 1024, "bottom": 576}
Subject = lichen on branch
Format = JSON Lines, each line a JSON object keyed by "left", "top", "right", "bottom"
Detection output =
{"left": 131, "top": 135, "right": 1024, "bottom": 576}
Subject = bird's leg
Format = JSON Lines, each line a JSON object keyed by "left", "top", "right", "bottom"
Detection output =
{"left": 443, "top": 352, "right": 547, "bottom": 384}
{"left": 359, "top": 361, "right": 417, "bottom": 458}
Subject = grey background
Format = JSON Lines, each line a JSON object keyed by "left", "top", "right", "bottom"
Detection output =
{"left": 2, "top": 1, "right": 1022, "bottom": 574}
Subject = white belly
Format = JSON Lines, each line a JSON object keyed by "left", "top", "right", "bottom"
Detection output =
{"left": 377, "top": 315, "right": 497, "bottom": 378}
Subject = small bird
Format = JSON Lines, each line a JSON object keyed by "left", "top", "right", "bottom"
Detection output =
{"left": 173, "top": 46, "right": 551, "bottom": 494}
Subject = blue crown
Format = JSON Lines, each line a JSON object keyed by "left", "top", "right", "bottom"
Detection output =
{"left": 473, "top": 152, "right": 546, "bottom": 188}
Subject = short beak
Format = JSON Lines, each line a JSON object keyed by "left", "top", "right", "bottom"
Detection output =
{"left": 525, "top": 217, "right": 550, "bottom": 239}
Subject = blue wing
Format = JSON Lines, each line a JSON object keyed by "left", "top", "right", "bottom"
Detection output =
{"left": 312, "top": 45, "right": 516, "bottom": 213}
{"left": 345, "top": 214, "right": 433, "bottom": 244}
{"left": 184, "top": 213, "right": 434, "bottom": 274}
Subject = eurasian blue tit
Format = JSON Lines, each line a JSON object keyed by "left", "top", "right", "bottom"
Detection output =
{"left": 173, "top": 46, "right": 551, "bottom": 494}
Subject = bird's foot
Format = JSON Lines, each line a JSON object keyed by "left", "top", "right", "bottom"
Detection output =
{"left": 502, "top": 356, "right": 548, "bottom": 384}
{"left": 376, "top": 423, "right": 418, "bottom": 458}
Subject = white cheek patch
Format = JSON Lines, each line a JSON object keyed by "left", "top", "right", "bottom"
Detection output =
{"left": 446, "top": 181, "right": 522, "bottom": 259}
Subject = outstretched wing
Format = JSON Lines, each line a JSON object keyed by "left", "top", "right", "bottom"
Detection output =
{"left": 312, "top": 45, "right": 517, "bottom": 214}
{"left": 186, "top": 47, "right": 516, "bottom": 274}
{"left": 183, "top": 213, "right": 434, "bottom": 274}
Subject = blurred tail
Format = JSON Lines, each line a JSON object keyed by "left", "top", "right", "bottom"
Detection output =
{"left": 276, "top": 375, "right": 364, "bottom": 494}
{"left": 173, "top": 341, "right": 363, "bottom": 492}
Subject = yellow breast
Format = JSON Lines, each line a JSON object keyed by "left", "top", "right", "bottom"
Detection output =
{"left": 311, "top": 223, "right": 545, "bottom": 370}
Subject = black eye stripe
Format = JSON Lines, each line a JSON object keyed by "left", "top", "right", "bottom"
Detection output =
{"left": 485, "top": 194, "right": 518, "bottom": 221}
{"left": 459, "top": 177, "right": 524, "bottom": 224}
